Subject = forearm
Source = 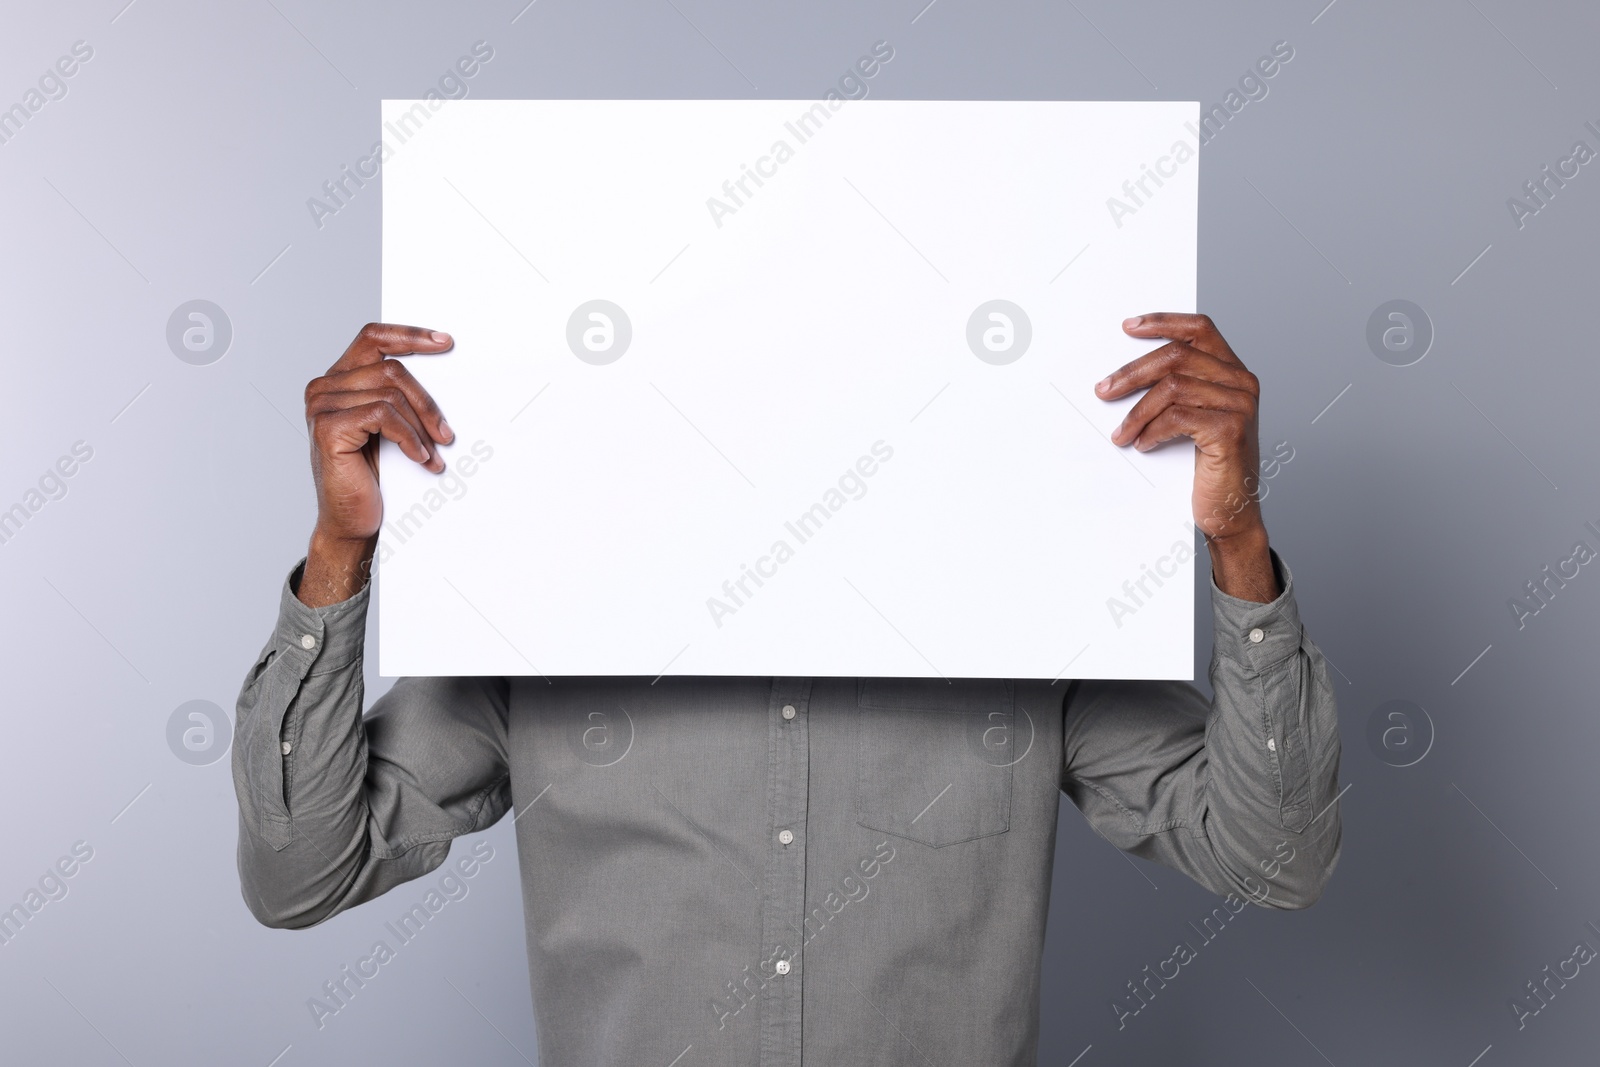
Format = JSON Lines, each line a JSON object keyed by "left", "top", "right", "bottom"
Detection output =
{"left": 1062, "top": 551, "right": 1342, "bottom": 909}
{"left": 297, "top": 527, "right": 376, "bottom": 608}
{"left": 1200, "top": 550, "right": 1342, "bottom": 908}
{"left": 233, "top": 560, "right": 514, "bottom": 929}
{"left": 1206, "top": 524, "right": 1280, "bottom": 604}
{"left": 233, "top": 562, "right": 386, "bottom": 927}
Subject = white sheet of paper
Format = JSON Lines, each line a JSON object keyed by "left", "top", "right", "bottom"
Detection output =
{"left": 378, "top": 99, "right": 1200, "bottom": 680}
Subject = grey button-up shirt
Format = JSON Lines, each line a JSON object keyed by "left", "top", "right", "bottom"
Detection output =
{"left": 233, "top": 549, "right": 1341, "bottom": 1066}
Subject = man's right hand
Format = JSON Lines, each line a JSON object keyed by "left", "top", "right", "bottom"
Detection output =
{"left": 297, "top": 323, "right": 456, "bottom": 608}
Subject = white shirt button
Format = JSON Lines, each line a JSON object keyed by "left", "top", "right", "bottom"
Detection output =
{"left": 778, "top": 829, "right": 794, "bottom": 845}
{"left": 1266, "top": 737, "right": 1276, "bottom": 752}
{"left": 281, "top": 741, "right": 293, "bottom": 755}
{"left": 781, "top": 704, "right": 797, "bottom": 720}
{"left": 300, "top": 633, "right": 317, "bottom": 650}
{"left": 774, "top": 959, "right": 791, "bottom": 975}
{"left": 1248, "top": 628, "right": 1265, "bottom": 644}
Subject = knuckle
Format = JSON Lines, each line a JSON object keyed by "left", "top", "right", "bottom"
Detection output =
{"left": 374, "top": 400, "right": 416, "bottom": 438}
{"left": 358, "top": 321, "right": 384, "bottom": 340}
{"left": 308, "top": 410, "right": 337, "bottom": 441}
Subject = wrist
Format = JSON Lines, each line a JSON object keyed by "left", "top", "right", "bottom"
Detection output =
{"left": 1205, "top": 523, "right": 1278, "bottom": 604}
{"left": 299, "top": 527, "right": 377, "bottom": 608}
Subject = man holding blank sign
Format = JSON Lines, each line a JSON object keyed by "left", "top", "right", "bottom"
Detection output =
{"left": 233, "top": 312, "right": 1340, "bottom": 1065}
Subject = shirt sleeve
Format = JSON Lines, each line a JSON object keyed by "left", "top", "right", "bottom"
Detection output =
{"left": 232, "top": 559, "right": 513, "bottom": 929}
{"left": 1059, "top": 549, "right": 1342, "bottom": 909}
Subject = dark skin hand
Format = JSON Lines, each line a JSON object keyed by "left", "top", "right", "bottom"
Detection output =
{"left": 1096, "top": 312, "right": 1282, "bottom": 605}
{"left": 298, "top": 314, "right": 1281, "bottom": 609}
{"left": 298, "top": 323, "right": 455, "bottom": 608}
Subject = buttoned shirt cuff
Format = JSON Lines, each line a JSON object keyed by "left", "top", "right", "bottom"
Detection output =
{"left": 273, "top": 557, "right": 371, "bottom": 673}
{"left": 1208, "top": 548, "right": 1303, "bottom": 672}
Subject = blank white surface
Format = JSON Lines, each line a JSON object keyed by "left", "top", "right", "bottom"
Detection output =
{"left": 378, "top": 99, "right": 1199, "bottom": 679}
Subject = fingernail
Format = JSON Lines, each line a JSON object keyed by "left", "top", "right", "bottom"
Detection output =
{"left": 439, "top": 417, "right": 454, "bottom": 442}
{"left": 430, "top": 330, "right": 451, "bottom": 344}
{"left": 1095, "top": 376, "right": 1112, "bottom": 394}
{"left": 1122, "top": 316, "right": 1142, "bottom": 330}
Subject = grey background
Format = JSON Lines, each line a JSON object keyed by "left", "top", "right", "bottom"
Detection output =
{"left": 1, "top": 0, "right": 1595, "bottom": 1063}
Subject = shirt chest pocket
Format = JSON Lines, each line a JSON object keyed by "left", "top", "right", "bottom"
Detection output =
{"left": 855, "top": 679, "right": 1015, "bottom": 848}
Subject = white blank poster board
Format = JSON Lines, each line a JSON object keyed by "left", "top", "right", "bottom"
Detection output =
{"left": 378, "top": 99, "right": 1200, "bottom": 680}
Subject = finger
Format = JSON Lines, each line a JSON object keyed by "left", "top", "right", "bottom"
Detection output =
{"left": 1112, "top": 373, "right": 1255, "bottom": 447}
{"left": 311, "top": 399, "right": 443, "bottom": 472}
{"left": 329, "top": 322, "right": 453, "bottom": 373}
{"left": 1095, "top": 341, "right": 1257, "bottom": 401}
{"left": 314, "top": 359, "right": 453, "bottom": 445}
{"left": 308, "top": 386, "right": 439, "bottom": 466}
{"left": 1120, "top": 313, "right": 1240, "bottom": 364}
{"left": 1132, "top": 404, "right": 1248, "bottom": 454}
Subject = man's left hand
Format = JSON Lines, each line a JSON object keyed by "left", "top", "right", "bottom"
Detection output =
{"left": 1094, "top": 312, "right": 1281, "bottom": 604}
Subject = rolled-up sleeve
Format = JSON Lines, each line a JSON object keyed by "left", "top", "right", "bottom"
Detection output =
{"left": 1060, "top": 549, "right": 1342, "bottom": 909}
{"left": 232, "top": 559, "right": 513, "bottom": 929}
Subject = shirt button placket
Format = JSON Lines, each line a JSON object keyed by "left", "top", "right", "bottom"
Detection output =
{"left": 760, "top": 680, "right": 810, "bottom": 1067}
